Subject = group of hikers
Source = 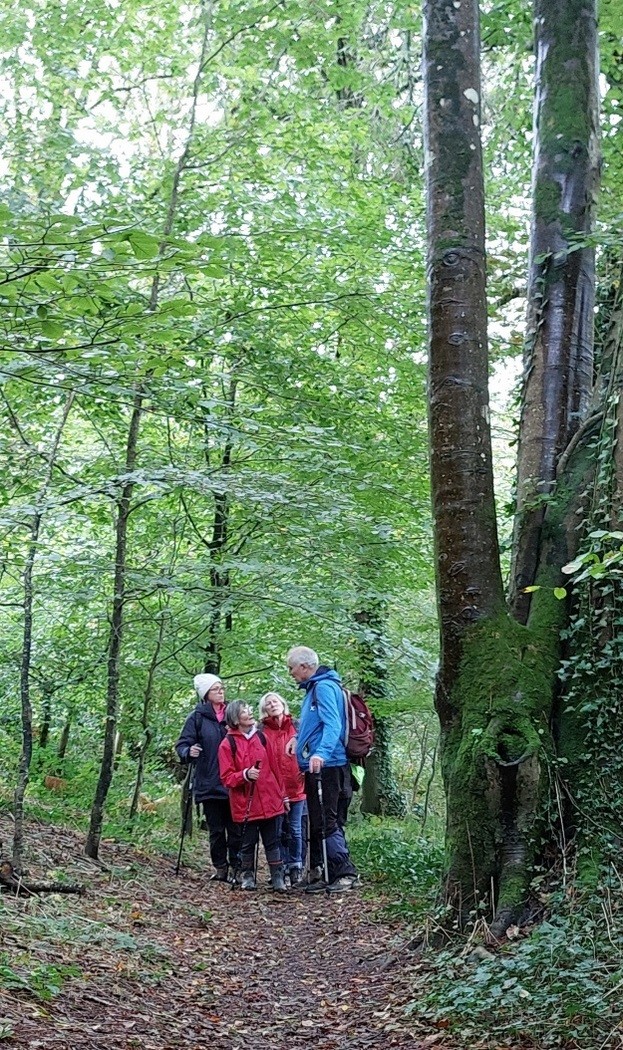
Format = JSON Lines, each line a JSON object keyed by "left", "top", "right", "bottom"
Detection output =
{"left": 175, "top": 645, "right": 360, "bottom": 893}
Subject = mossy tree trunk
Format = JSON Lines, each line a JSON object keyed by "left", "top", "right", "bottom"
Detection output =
{"left": 423, "top": 0, "right": 599, "bottom": 932}
{"left": 424, "top": 0, "right": 504, "bottom": 920}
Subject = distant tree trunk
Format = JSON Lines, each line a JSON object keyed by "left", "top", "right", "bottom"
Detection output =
{"left": 85, "top": 391, "right": 143, "bottom": 859}
{"left": 129, "top": 606, "right": 167, "bottom": 821}
{"left": 199, "top": 372, "right": 238, "bottom": 675}
{"left": 354, "top": 596, "right": 405, "bottom": 817}
{"left": 57, "top": 715, "right": 72, "bottom": 760}
{"left": 12, "top": 394, "right": 73, "bottom": 871}
{"left": 38, "top": 686, "right": 52, "bottom": 750}
{"left": 361, "top": 716, "right": 406, "bottom": 817}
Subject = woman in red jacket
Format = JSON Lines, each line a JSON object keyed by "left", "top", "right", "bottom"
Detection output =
{"left": 218, "top": 700, "right": 288, "bottom": 892}
{"left": 260, "top": 692, "right": 307, "bottom": 887}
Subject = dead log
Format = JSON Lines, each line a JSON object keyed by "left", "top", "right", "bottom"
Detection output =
{"left": 0, "top": 860, "right": 85, "bottom": 897}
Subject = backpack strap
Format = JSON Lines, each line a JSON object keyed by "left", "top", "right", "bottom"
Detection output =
{"left": 228, "top": 730, "right": 267, "bottom": 762}
{"left": 310, "top": 682, "right": 349, "bottom": 747}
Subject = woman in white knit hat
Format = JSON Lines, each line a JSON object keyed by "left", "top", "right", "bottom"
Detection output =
{"left": 175, "top": 673, "right": 241, "bottom": 881}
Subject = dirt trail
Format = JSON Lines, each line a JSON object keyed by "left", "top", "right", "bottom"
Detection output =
{"left": 0, "top": 818, "right": 434, "bottom": 1050}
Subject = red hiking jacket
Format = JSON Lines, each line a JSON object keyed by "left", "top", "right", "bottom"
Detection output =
{"left": 261, "top": 715, "right": 306, "bottom": 804}
{"left": 218, "top": 727, "right": 286, "bottom": 823}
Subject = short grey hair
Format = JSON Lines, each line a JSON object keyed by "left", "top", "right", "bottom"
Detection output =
{"left": 286, "top": 646, "right": 319, "bottom": 670}
{"left": 259, "top": 692, "right": 290, "bottom": 718}
{"left": 225, "top": 700, "right": 252, "bottom": 729}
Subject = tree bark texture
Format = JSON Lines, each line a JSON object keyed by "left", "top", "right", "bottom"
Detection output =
{"left": 510, "top": 0, "right": 600, "bottom": 622}
{"left": 423, "top": 0, "right": 505, "bottom": 733}
{"left": 85, "top": 392, "right": 143, "bottom": 859}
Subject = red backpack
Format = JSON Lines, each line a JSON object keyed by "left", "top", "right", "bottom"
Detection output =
{"left": 342, "top": 688, "right": 375, "bottom": 764}
{"left": 310, "top": 682, "right": 375, "bottom": 764}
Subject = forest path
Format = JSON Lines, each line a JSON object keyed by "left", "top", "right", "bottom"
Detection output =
{"left": 0, "top": 818, "right": 442, "bottom": 1050}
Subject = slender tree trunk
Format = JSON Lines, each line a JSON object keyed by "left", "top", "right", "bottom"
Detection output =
{"left": 84, "top": 13, "right": 213, "bottom": 858}
{"left": 85, "top": 392, "right": 143, "bottom": 859}
{"left": 57, "top": 715, "right": 72, "bottom": 760}
{"left": 129, "top": 607, "right": 167, "bottom": 821}
{"left": 354, "top": 597, "right": 405, "bottom": 817}
{"left": 509, "top": 0, "right": 600, "bottom": 621}
{"left": 12, "top": 395, "right": 74, "bottom": 871}
{"left": 202, "top": 374, "right": 237, "bottom": 674}
{"left": 38, "top": 687, "right": 52, "bottom": 751}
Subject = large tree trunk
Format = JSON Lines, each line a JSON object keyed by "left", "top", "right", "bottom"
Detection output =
{"left": 423, "top": 0, "right": 506, "bottom": 919}
{"left": 85, "top": 392, "right": 143, "bottom": 859}
{"left": 424, "top": 0, "right": 600, "bottom": 931}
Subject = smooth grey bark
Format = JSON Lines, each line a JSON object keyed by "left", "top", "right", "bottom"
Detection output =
{"left": 509, "top": 0, "right": 600, "bottom": 622}
{"left": 423, "top": 0, "right": 504, "bottom": 726}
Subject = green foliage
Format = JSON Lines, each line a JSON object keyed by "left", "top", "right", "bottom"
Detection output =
{"left": 348, "top": 817, "right": 443, "bottom": 919}
{"left": 0, "top": 954, "right": 80, "bottom": 1002}
{"left": 411, "top": 889, "right": 623, "bottom": 1049}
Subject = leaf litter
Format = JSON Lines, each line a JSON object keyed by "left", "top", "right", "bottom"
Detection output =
{"left": 0, "top": 815, "right": 443, "bottom": 1050}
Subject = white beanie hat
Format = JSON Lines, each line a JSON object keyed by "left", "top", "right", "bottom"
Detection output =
{"left": 193, "top": 673, "right": 223, "bottom": 701}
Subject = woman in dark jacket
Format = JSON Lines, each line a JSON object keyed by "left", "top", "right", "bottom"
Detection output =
{"left": 175, "top": 673, "right": 241, "bottom": 881}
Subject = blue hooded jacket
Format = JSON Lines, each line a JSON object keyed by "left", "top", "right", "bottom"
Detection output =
{"left": 296, "top": 667, "right": 347, "bottom": 771}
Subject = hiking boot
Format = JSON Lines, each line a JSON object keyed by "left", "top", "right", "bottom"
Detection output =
{"left": 240, "top": 871, "right": 257, "bottom": 891}
{"left": 305, "top": 866, "right": 328, "bottom": 893}
{"left": 270, "top": 864, "right": 288, "bottom": 893}
{"left": 210, "top": 866, "right": 229, "bottom": 882}
{"left": 327, "top": 875, "right": 357, "bottom": 894}
{"left": 289, "top": 865, "right": 303, "bottom": 887}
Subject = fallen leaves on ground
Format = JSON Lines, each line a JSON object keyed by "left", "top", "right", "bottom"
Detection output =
{"left": 0, "top": 817, "right": 445, "bottom": 1050}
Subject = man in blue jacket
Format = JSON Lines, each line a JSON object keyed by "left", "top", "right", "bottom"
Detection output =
{"left": 286, "top": 646, "right": 359, "bottom": 893}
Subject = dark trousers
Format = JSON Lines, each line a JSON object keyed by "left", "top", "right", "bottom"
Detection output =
{"left": 202, "top": 798, "right": 242, "bottom": 870}
{"left": 305, "top": 766, "right": 357, "bottom": 882}
{"left": 239, "top": 815, "right": 281, "bottom": 870}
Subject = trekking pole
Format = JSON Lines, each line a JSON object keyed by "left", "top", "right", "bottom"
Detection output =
{"left": 315, "top": 773, "right": 330, "bottom": 887}
{"left": 232, "top": 760, "right": 260, "bottom": 890}
{"left": 175, "top": 761, "right": 195, "bottom": 876}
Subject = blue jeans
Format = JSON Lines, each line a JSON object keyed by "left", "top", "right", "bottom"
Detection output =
{"left": 280, "top": 800, "right": 306, "bottom": 869}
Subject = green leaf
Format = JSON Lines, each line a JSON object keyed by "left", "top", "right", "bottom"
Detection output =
{"left": 553, "top": 587, "right": 567, "bottom": 600}
{"left": 40, "top": 320, "right": 65, "bottom": 339}
{"left": 128, "top": 231, "right": 161, "bottom": 260}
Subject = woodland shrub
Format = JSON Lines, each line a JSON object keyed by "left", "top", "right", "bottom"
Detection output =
{"left": 411, "top": 881, "right": 623, "bottom": 1049}
{"left": 348, "top": 817, "right": 444, "bottom": 918}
